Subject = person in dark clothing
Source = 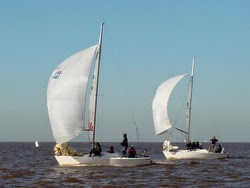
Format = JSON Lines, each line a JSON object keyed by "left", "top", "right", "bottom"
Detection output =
{"left": 107, "top": 146, "right": 114, "bottom": 153}
{"left": 208, "top": 136, "right": 218, "bottom": 152}
{"left": 191, "top": 142, "right": 196, "bottom": 150}
{"left": 128, "top": 145, "right": 136, "bottom": 158}
{"left": 121, "top": 133, "right": 128, "bottom": 156}
{"left": 215, "top": 144, "right": 222, "bottom": 153}
{"left": 89, "top": 142, "right": 102, "bottom": 157}
{"left": 196, "top": 141, "right": 202, "bottom": 149}
{"left": 186, "top": 141, "right": 192, "bottom": 150}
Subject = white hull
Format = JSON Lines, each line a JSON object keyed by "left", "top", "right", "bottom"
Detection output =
{"left": 163, "top": 149, "right": 228, "bottom": 160}
{"left": 55, "top": 152, "right": 152, "bottom": 167}
{"left": 110, "top": 156, "right": 152, "bottom": 167}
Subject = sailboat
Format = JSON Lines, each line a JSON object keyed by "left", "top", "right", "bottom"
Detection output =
{"left": 35, "top": 141, "right": 39, "bottom": 147}
{"left": 152, "top": 59, "right": 228, "bottom": 159}
{"left": 47, "top": 23, "right": 151, "bottom": 166}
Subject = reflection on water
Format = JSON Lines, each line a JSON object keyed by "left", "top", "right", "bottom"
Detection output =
{"left": 0, "top": 142, "right": 250, "bottom": 187}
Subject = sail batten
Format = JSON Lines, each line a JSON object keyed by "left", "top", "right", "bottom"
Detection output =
{"left": 152, "top": 74, "right": 188, "bottom": 135}
{"left": 47, "top": 45, "right": 98, "bottom": 144}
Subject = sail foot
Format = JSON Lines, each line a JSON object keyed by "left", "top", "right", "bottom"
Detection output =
{"left": 163, "top": 140, "right": 179, "bottom": 151}
{"left": 54, "top": 143, "right": 83, "bottom": 156}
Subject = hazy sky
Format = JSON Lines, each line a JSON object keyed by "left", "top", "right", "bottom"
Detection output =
{"left": 0, "top": 1, "right": 249, "bottom": 143}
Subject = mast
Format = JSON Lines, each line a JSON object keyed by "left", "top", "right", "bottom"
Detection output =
{"left": 92, "top": 22, "right": 104, "bottom": 146}
{"left": 185, "top": 59, "right": 195, "bottom": 143}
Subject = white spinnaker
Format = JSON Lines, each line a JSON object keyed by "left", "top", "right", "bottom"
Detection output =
{"left": 152, "top": 74, "right": 188, "bottom": 135}
{"left": 47, "top": 45, "right": 98, "bottom": 144}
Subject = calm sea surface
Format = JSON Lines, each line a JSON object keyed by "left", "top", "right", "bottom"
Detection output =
{"left": 0, "top": 142, "right": 249, "bottom": 187}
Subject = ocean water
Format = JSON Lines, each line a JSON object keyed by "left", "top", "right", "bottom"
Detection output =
{"left": 0, "top": 142, "right": 249, "bottom": 187}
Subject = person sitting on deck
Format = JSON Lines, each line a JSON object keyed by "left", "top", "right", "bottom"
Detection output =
{"left": 215, "top": 144, "right": 222, "bottom": 153}
{"left": 89, "top": 142, "right": 102, "bottom": 157}
{"left": 186, "top": 141, "right": 192, "bottom": 150}
{"left": 196, "top": 141, "right": 202, "bottom": 149}
{"left": 128, "top": 145, "right": 136, "bottom": 158}
{"left": 191, "top": 142, "right": 197, "bottom": 150}
{"left": 107, "top": 146, "right": 114, "bottom": 153}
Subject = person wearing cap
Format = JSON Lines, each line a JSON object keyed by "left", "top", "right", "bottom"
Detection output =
{"left": 128, "top": 145, "right": 136, "bottom": 158}
{"left": 208, "top": 136, "right": 218, "bottom": 152}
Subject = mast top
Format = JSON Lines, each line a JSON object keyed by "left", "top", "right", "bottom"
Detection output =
{"left": 98, "top": 22, "right": 104, "bottom": 46}
{"left": 191, "top": 58, "right": 195, "bottom": 77}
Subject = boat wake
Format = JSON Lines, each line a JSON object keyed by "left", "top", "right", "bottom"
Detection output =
{"left": 152, "top": 159, "right": 175, "bottom": 165}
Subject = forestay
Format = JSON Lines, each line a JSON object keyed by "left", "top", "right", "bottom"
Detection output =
{"left": 47, "top": 45, "right": 98, "bottom": 144}
{"left": 152, "top": 74, "right": 188, "bottom": 135}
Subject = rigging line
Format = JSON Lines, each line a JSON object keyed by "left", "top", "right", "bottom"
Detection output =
{"left": 170, "top": 79, "right": 190, "bottom": 142}
{"left": 172, "top": 83, "right": 189, "bottom": 127}
{"left": 130, "top": 111, "right": 139, "bottom": 144}
{"left": 167, "top": 130, "right": 186, "bottom": 142}
{"left": 127, "top": 97, "right": 142, "bottom": 145}
{"left": 175, "top": 128, "right": 188, "bottom": 134}
{"left": 167, "top": 123, "right": 187, "bottom": 142}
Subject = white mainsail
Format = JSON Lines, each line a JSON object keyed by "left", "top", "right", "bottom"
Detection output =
{"left": 88, "top": 55, "right": 99, "bottom": 144}
{"left": 88, "top": 23, "right": 103, "bottom": 144}
{"left": 47, "top": 45, "right": 98, "bottom": 144}
{"left": 185, "top": 60, "right": 195, "bottom": 143}
{"left": 152, "top": 74, "right": 188, "bottom": 135}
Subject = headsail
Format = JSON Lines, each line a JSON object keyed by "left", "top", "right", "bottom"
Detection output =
{"left": 47, "top": 45, "right": 98, "bottom": 144}
{"left": 152, "top": 74, "right": 188, "bottom": 135}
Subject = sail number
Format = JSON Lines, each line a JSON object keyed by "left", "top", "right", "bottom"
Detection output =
{"left": 52, "top": 71, "right": 62, "bottom": 79}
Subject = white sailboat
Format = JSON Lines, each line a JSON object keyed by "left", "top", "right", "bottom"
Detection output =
{"left": 35, "top": 141, "right": 39, "bottom": 147}
{"left": 47, "top": 23, "right": 151, "bottom": 166}
{"left": 152, "top": 59, "right": 228, "bottom": 159}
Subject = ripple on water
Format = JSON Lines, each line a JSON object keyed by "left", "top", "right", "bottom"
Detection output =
{"left": 0, "top": 142, "right": 250, "bottom": 187}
